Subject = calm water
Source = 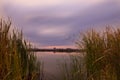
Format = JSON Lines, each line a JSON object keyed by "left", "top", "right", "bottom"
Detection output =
{"left": 36, "top": 52, "right": 83, "bottom": 80}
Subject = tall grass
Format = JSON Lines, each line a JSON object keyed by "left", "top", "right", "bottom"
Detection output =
{"left": 80, "top": 27, "right": 120, "bottom": 80}
{"left": 0, "top": 19, "right": 44, "bottom": 80}
{"left": 60, "top": 27, "right": 120, "bottom": 80}
{"left": 59, "top": 55, "right": 85, "bottom": 80}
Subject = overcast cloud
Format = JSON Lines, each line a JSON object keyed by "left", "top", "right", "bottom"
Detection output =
{"left": 1, "top": 0, "right": 120, "bottom": 47}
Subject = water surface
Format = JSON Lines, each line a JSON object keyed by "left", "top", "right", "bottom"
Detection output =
{"left": 36, "top": 52, "right": 82, "bottom": 80}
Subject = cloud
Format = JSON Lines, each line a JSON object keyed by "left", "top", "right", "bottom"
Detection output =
{"left": 38, "top": 26, "right": 71, "bottom": 37}
{"left": 2, "top": 0, "right": 120, "bottom": 47}
{"left": 5, "top": 0, "right": 105, "bottom": 8}
{"left": 0, "top": 0, "right": 5, "bottom": 17}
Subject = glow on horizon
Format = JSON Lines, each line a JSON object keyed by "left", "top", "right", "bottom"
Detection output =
{"left": 39, "top": 45, "right": 76, "bottom": 49}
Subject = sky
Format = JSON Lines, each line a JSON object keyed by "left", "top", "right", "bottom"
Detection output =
{"left": 1, "top": 0, "right": 120, "bottom": 48}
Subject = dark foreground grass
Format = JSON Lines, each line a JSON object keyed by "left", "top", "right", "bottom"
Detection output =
{"left": 59, "top": 55, "right": 85, "bottom": 80}
{"left": 2, "top": 18, "right": 120, "bottom": 80}
{"left": 60, "top": 27, "right": 120, "bottom": 80}
{"left": 81, "top": 28, "right": 120, "bottom": 80}
{"left": 0, "top": 19, "right": 44, "bottom": 80}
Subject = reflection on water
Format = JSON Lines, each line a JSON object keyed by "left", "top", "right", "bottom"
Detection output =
{"left": 36, "top": 52, "right": 81, "bottom": 80}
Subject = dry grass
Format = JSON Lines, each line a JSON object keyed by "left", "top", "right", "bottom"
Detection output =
{"left": 79, "top": 27, "right": 120, "bottom": 80}
{"left": 2, "top": 18, "right": 120, "bottom": 80}
{"left": 60, "top": 27, "right": 120, "bottom": 80}
{"left": 0, "top": 19, "right": 44, "bottom": 80}
{"left": 59, "top": 55, "right": 85, "bottom": 80}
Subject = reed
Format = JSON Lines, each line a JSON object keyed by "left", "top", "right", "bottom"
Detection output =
{"left": 59, "top": 55, "right": 85, "bottom": 80}
{"left": 0, "top": 19, "right": 44, "bottom": 80}
{"left": 60, "top": 27, "right": 120, "bottom": 80}
{"left": 80, "top": 27, "right": 120, "bottom": 80}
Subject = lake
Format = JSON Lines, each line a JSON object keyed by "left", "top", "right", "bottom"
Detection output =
{"left": 36, "top": 52, "right": 83, "bottom": 80}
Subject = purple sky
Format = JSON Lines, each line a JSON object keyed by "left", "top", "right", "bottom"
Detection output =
{"left": 1, "top": 0, "right": 120, "bottom": 47}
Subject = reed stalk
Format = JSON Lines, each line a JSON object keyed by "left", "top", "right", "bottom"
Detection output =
{"left": 0, "top": 19, "right": 44, "bottom": 80}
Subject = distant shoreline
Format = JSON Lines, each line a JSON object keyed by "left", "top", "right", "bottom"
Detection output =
{"left": 28, "top": 48, "right": 85, "bottom": 53}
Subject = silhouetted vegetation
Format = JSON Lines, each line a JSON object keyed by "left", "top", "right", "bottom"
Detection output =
{"left": 1, "top": 18, "right": 120, "bottom": 80}
{"left": 59, "top": 55, "right": 85, "bottom": 80}
{"left": 0, "top": 19, "right": 44, "bottom": 80}
{"left": 81, "top": 27, "right": 120, "bottom": 80}
{"left": 60, "top": 27, "right": 120, "bottom": 80}
{"left": 29, "top": 48, "right": 84, "bottom": 53}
